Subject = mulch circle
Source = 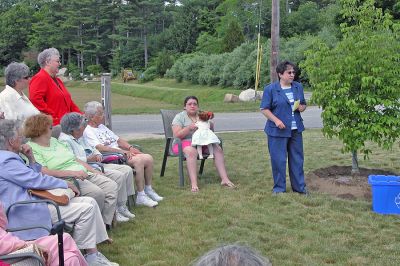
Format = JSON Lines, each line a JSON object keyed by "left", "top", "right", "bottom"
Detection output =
{"left": 306, "top": 165, "right": 397, "bottom": 201}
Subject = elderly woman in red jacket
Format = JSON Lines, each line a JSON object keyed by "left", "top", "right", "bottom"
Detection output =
{"left": 29, "top": 48, "right": 81, "bottom": 127}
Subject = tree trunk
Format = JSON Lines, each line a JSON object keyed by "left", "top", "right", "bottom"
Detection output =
{"left": 144, "top": 27, "right": 148, "bottom": 69}
{"left": 68, "top": 48, "right": 71, "bottom": 65}
{"left": 270, "top": 0, "right": 280, "bottom": 83}
{"left": 80, "top": 51, "right": 84, "bottom": 74}
{"left": 351, "top": 150, "right": 360, "bottom": 174}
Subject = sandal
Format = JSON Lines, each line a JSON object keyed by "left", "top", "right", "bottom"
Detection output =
{"left": 221, "top": 181, "right": 236, "bottom": 189}
{"left": 191, "top": 187, "right": 199, "bottom": 193}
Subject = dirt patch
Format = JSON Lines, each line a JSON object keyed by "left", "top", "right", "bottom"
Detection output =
{"left": 306, "top": 165, "right": 397, "bottom": 201}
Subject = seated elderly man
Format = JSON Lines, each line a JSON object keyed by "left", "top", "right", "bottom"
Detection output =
{"left": 24, "top": 114, "right": 118, "bottom": 229}
{"left": 59, "top": 112, "right": 135, "bottom": 222}
{"left": 0, "top": 119, "right": 118, "bottom": 266}
{"left": 83, "top": 101, "right": 163, "bottom": 208}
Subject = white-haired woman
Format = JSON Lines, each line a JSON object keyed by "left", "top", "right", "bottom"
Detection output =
{"left": 29, "top": 47, "right": 81, "bottom": 127}
{"left": 0, "top": 62, "right": 39, "bottom": 121}
{"left": 83, "top": 101, "right": 163, "bottom": 208}
{"left": 59, "top": 112, "right": 136, "bottom": 222}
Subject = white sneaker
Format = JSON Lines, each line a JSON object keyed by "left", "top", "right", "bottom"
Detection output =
{"left": 136, "top": 194, "right": 158, "bottom": 207}
{"left": 115, "top": 211, "right": 129, "bottom": 222}
{"left": 145, "top": 188, "right": 164, "bottom": 202}
{"left": 97, "top": 252, "right": 119, "bottom": 266}
{"left": 86, "top": 252, "right": 119, "bottom": 266}
{"left": 118, "top": 205, "right": 135, "bottom": 219}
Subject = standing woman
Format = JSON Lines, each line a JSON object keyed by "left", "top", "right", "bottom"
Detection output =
{"left": 172, "top": 96, "right": 235, "bottom": 192}
{"left": 29, "top": 48, "right": 81, "bottom": 127}
{"left": 260, "top": 61, "right": 308, "bottom": 194}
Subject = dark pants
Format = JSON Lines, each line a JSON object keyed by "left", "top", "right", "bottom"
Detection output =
{"left": 267, "top": 130, "right": 306, "bottom": 193}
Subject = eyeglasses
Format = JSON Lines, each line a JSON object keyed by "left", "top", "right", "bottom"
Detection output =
{"left": 286, "top": 71, "right": 296, "bottom": 75}
{"left": 22, "top": 76, "right": 30, "bottom": 80}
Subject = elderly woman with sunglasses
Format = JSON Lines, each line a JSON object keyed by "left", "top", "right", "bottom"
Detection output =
{"left": 260, "top": 60, "right": 308, "bottom": 195}
{"left": 0, "top": 119, "right": 117, "bottom": 266}
{"left": 59, "top": 112, "right": 136, "bottom": 222}
{"left": 24, "top": 114, "right": 119, "bottom": 229}
{"left": 0, "top": 62, "right": 39, "bottom": 121}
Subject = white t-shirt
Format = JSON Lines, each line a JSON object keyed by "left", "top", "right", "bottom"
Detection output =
{"left": 83, "top": 124, "right": 120, "bottom": 149}
{"left": 0, "top": 85, "right": 40, "bottom": 121}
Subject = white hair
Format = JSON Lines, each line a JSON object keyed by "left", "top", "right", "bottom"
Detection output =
{"left": 192, "top": 244, "right": 271, "bottom": 266}
{"left": 84, "top": 101, "right": 103, "bottom": 120}
{"left": 37, "top": 48, "right": 60, "bottom": 68}
{"left": 0, "top": 119, "right": 22, "bottom": 150}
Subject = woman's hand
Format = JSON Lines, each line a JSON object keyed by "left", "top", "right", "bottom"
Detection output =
{"left": 298, "top": 104, "right": 306, "bottom": 112}
{"left": 20, "top": 144, "right": 35, "bottom": 163}
{"left": 72, "top": 170, "right": 88, "bottom": 181}
{"left": 188, "top": 123, "right": 198, "bottom": 132}
{"left": 67, "top": 182, "right": 80, "bottom": 196}
{"left": 128, "top": 146, "right": 142, "bottom": 155}
{"left": 274, "top": 119, "right": 286, "bottom": 129}
{"left": 87, "top": 154, "right": 102, "bottom": 162}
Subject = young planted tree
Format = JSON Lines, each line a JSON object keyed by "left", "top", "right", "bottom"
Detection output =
{"left": 302, "top": 0, "right": 400, "bottom": 173}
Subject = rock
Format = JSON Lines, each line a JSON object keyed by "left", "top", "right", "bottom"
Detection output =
{"left": 57, "top": 67, "right": 67, "bottom": 76}
{"left": 59, "top": 76, "right": 70, "bottom": 83}
{"left": 239, "top": 89, "right": 263, "bottom": 102}
{"left": 224, "top": 94, "right": 240, "bottom": 103}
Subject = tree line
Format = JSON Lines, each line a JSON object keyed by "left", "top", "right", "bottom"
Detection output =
{"left": 0, "top": 0, "right": 398, "bottom": 82}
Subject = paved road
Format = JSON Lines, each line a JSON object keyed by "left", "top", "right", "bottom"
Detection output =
{"left": 112, "top": 106, "right": 322, "bottom": 139}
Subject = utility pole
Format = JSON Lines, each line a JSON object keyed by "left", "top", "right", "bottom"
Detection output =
{"left": 270, "top": 0, "right": 279, "bottom": 82}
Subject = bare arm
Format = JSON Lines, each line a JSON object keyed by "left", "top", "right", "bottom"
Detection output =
{"left": 172, "top": 123, "right": 197, "bottom": 139}
{"left": 76, "top": 158, "right": 102, "bottom": 175}
{"left": 95, "top": 143, "right": 125, "bottom": 154}
{"left": 261, "top": 109, "right": 285, "bottom": 129}
{"left": 41, "top": 167, "right": 88, "bottom": 181}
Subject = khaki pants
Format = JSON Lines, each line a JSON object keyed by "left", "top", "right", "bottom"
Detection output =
{"left": 76, "top": 173, "right": 118, "bottom": 225}
{"left": 48, "top": 196, "right": 108, "bottom": 250}
{"left": 104, "top": 164, "right": 135, "bottom": 206}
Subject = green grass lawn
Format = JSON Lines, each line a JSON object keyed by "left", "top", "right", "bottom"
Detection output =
{"left": 67, "top": 79, "right": 261, "bottom": 114}
{"left": 99, "top": 130, "right": 400, "bottom": 266}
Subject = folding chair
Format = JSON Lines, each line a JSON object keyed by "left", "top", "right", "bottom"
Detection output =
{"left": 1, "top": 200, "right": 65, "bottom": 266}
{"left": 160, "top": 109, "right": 213, "bottom": 187}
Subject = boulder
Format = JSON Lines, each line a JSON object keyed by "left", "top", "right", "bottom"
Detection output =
{"left": 224, "top": 94, "right": 240, "bottom": 103}
{"left": 57, "top": 67, "right": 67, "bottom": 77}
{"left": 239, "top": 89, "right": 263, "bottom": 101}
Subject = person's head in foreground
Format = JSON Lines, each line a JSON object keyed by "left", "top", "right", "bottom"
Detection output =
{"left": 192, "top": 244, "right": 272, "bottom": 266}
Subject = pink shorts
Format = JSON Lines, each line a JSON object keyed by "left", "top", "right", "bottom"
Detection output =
{"left": 172, "top": 140, "right": 192, "bottom": 155}
{"left": 172, "top": 140, "right": 210, "bottom": 155}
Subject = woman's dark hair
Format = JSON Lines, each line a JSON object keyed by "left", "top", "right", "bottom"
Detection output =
{"left": 184, "top": 96, "right": 199, "bottom": 106}
{"left": 276, "top": 60, "right": 297, "bottom": 75}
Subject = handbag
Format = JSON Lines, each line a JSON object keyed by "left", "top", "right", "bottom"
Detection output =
{"left": 102, "top": 153, "right": 126, "bottom": 164}
{"left": 7, "top": 244, "right": 46, "bottom": 266}
{"left": 28, "top": 188, "right": 75, "bottom": 206}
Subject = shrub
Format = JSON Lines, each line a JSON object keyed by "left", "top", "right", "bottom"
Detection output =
{"left": 180, "top": 53, "right": 207, "bottom": 84}
{"left": 67, "top": 63, "right": 81, "bottom": 80}
{"left": 197, "top": 53, "right": 228, "bottom": 86}
{"left": 86, "top": 64, "right": 102, "bottom": 75}
{"left": 219, "top": 42, "right": 256, "bottom": 87}
{"left": 138, "top": 66, "right": 158, "bottom": 83}
{"left": 153, "top": 51, "right": 174, "bottom": 77}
